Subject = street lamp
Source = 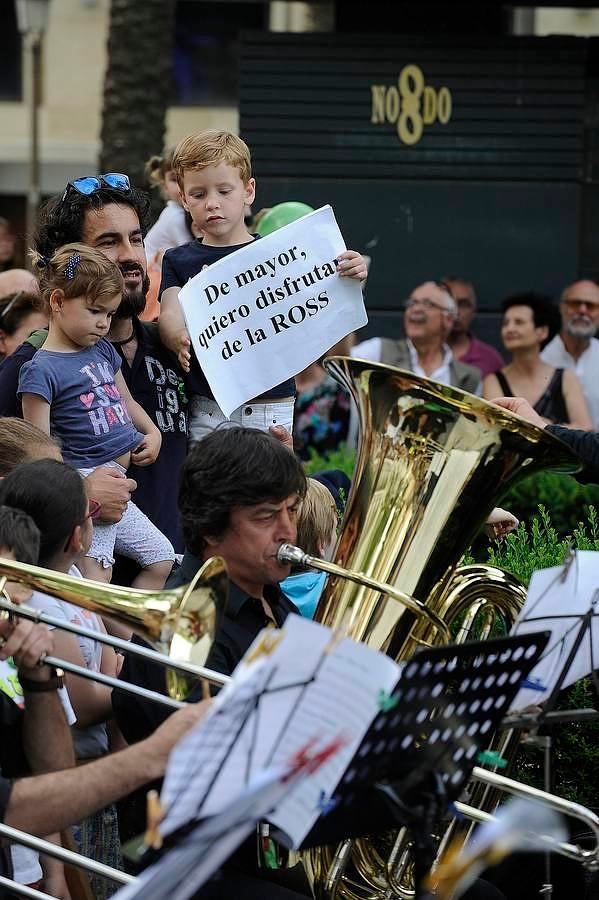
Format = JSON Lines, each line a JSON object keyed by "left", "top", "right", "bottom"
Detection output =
{"left": 15, "top": 0, "right": 51, "bottom": 256}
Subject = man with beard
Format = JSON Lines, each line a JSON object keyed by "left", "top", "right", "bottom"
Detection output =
{"left": 0, "top": 176, "right": 188, "bottom": 551}
{"left": 541, "top": 279, "right": 599, "bottom": 429}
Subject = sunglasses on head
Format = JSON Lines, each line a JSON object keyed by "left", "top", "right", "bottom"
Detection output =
{"left": 62, "top": 173, "right": 131, "bottom": 202}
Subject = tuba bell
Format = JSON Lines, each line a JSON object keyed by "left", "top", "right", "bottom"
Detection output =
{"left": 303, "top": 357, "right": 580, "bottom": 899}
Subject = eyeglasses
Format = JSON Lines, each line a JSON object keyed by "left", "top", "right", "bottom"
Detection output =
{"left": 61, "top": 173, "right": 131, "bottom": 202}
{"left": 404, "top": 297, "right": 453, "bottom": 314}
{"left": 562, "top": 298, "right": 599, "bottom": 311}
{"left": 87, "top": 498, "right": 102, "bottom": 521}
{"left": 455, "top": 297, "right": 475, "bottom": 310}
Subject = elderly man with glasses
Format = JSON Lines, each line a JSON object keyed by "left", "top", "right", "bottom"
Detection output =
{"left": 352, "top": 280, "right": 482, "bottom": 394}
{"left": 541, "top": 279, "right": 599, "bottom": 429}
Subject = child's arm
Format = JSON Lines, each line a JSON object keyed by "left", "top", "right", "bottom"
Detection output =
{"left": 21, "top": 392, "right": 51, "bottom": 434}
{"left": 115, "top": 371, "right": 162, "bottom": 466}
{"left": 335, "top": 250, "right": 368, "bottom": 283}
{"left": 158, "top": 285, "right": 191, "bottom": 372}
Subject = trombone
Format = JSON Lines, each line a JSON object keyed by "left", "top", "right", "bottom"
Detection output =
{"left": 0, "top": 556, "right": 231, "bottom": 705}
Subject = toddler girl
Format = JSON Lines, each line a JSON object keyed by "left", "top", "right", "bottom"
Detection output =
{"left": 18, "top": 242, "right": 175, "bottom": 588}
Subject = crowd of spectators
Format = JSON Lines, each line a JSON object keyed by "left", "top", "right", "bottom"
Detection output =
{"left": 0, "top": 126, "right": 596, "bottom": 900}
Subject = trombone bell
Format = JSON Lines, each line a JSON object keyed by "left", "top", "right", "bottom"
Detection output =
{"left": 0, "top": 556, "right": 229, "bottom": 701}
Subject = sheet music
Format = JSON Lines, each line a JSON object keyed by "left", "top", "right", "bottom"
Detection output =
{"left": 114, "top": 767, "right": 298, "bottom": 900}
{"left": 267, "top": 633, "right": 400, "bottom": 845}
{"left": 511, "top": 550, "right": 599, "bottom": 710}
{"left": 160, "top": 614, "right": 399, "bottom": 843}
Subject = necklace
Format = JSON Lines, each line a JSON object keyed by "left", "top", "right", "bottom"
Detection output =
{"left": 111, "top": 328, "right": 136, "bottom": 347}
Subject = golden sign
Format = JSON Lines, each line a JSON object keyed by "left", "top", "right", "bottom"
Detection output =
{"left": 370, "top": 64, "right": 452, "bottom": 145}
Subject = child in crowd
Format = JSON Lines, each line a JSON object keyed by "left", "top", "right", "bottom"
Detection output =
{"left": 0, "top": 505, "right": 73, "bottom": 899}
{"left": 144, "top": 148, "right": 193, "bottom": 262}
{"left": 17, "top": 243, "right": 175, "bottom": 588}
{"left": 280, "top": 477, "right": 340, "bottom": 619}
{"left": 158, "top": 129, "right": 367, "bottom": 441}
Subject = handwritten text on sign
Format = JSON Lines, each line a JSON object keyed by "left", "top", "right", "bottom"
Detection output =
{"left": 178, "top": 205, "right": 367, "bottom": 416}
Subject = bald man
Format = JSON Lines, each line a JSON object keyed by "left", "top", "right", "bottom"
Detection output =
{"left": 0, "top": 269, "right": 38, "bottom": 299}
{"left": 541, "top": 279, "right": 599, "bottom": 428}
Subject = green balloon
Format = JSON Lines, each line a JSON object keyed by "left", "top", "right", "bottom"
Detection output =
{"left": 255, "top": 202, "right": 314, "bottom": 236}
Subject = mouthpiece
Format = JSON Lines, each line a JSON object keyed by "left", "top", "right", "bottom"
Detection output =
{"left": 277, "top": 543, "right": 309, "bottom": 566}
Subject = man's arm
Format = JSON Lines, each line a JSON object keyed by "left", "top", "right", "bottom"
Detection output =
{"left": 5, "top": 702, "right": 207, "bottom": 835}
{"left": 491, "top": 396, "right": 599, "bottom": 483}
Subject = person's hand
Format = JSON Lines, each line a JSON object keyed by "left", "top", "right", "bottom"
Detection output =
{"left": 131, "top": 427, "right": 162, "bottom": 467}
{"left": 491, "top": 396, "right": 547, "bottom": 429}
{"left": 335, "top": 250, "right": 368, "bottom": 283}
{"left": 176, "top": 329, "right": 192, "bottom": 372}
{"left": 269, "top": 424, "right": 294, "bottom": 453}
{"left": 485, "top": 507, "right": 519, "bottom": 540}
{"left": 146, "top": 700, "right": 211, "bottom": 776}
{"left": 0, "top": 617, "right": 54, "bottom": 681}
{"left": 83, "top": 467, "right": 137, "bottom": 524}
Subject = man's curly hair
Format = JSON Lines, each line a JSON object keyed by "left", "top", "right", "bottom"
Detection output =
{"left": 34, "top": 185, "right": 151, "bottom": 259}
{"left": 179, "top": 427, "right": 307, "bottom": 557}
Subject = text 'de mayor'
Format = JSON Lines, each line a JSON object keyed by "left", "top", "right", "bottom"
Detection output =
{"left": 178, "top": 205, "right": 368, "bottom": 416}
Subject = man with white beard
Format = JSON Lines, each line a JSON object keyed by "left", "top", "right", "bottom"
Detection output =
{"left": 542, "top": 279, "right": 599, "bottom": 428}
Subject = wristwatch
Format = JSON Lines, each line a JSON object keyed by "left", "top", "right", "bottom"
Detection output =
{"left": 19, "top": 667, "right": 65, "bottom": 693}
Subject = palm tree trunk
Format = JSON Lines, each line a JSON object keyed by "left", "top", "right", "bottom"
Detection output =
{"left": 100, "top": 0, "right": 176, "bottom": 188}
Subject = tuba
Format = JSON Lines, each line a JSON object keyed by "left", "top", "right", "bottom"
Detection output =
{"left": 303, "top": 357, "right": 580, "bottom": 899}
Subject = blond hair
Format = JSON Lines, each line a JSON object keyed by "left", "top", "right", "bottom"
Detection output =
{"left": 0, "top": 418, "right": 60, "bottom": 477}
{"left": 30, "top": 242, "right": 123, "bottom": 312}
{"left": 172, "top": 129, "right": 252, "bottom": 188}
{"left": 296, "top": 478, "right": 338, "bottom": 559}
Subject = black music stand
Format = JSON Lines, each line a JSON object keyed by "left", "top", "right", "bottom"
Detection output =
{"left": 296, "top": 631, "right": 550, "bottom": 899}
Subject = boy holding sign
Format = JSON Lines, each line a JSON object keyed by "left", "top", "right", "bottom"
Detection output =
{"left": 158, "top": 129, "right": 366, "bottom": 441}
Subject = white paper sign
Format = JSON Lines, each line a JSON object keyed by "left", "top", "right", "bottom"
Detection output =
{"left": 178, "top": 205, "right": 368, "bottom": 416}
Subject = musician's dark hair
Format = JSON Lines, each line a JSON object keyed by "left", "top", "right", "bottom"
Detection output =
{"left": 34, "top": 185, "right": 151, "bottom": 259}
{"left": 501, "top": 291, "right": 561, "bottom": 347}
{"left": 0, "top": 505, "right": 41, "bottom": 566}
{"left": 0, "top": 459, "right": 87, "bottom": 566}
{"left": 179, "top": 427, "right": 307, "bottom": 556}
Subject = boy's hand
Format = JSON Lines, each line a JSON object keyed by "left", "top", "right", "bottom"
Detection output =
{"left": 131, "top": 428, "right": 162, "bottom": 467}
{"left": 176, "top": 329, "right": 192, "bottom": 372}
{"left": 335, "top": 250, "right": 368, "bottom": 283}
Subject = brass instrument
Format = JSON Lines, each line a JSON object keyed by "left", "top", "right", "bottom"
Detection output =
{"left": 0, "top": 556, "right": 230, "bottom": 700}
{"left": 303, "top": 357, "right": 584, "bottom": 899}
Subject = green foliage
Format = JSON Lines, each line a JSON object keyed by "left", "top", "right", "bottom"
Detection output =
{"left": 302, "top": 444, "right": 356, "bottom": 479}
{"left": 499, "top": 470, "right": 599, "bottom": 537}
{"left": 479, "top": 506, "right": 599, "bottom": 809}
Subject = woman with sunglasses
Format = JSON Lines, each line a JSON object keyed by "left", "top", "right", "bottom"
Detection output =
{"left": 0, "top": 292, "right": 48, "bottom": 361}
{"left": 0, "top": 458, "right": 126, "bottom": 897}
{"left": 483, "top": 292, "right": 593, "bottom": 430}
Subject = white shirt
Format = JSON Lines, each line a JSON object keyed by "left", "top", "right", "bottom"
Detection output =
{"left": 541, "top": 335, "right": 599, "bottom": 429}
{"left": 144, "top": 201, "right": 191, "bottom": 262}
{"left": 351, "top": 337, "right": 466, "bottom": 387}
